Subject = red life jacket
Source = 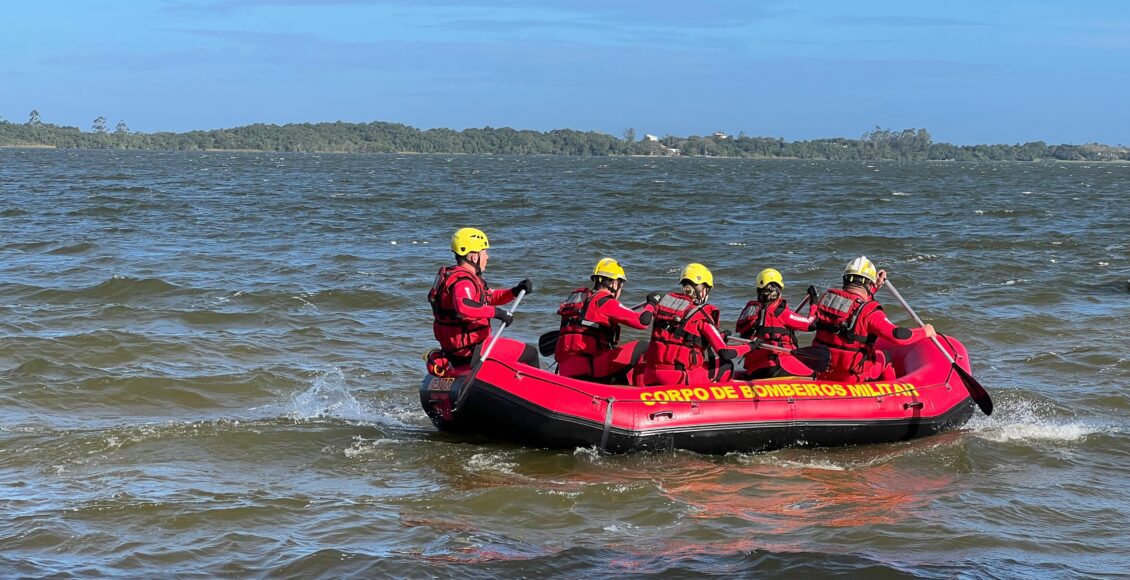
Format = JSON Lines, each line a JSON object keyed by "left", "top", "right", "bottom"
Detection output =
{"left": 735, "top": 298, "right": 798, "bottom": 349}
{"left": 647, "top": 292, "right": 719, "bottom": 370}
{"left": 557, "top": 288, "right": 619, "bottom": 357}
{"left": 428, "top": 265, "right": 491, "bottom": 355}
{"left": 812, "top": 287, "right": 883, "bottom": 372}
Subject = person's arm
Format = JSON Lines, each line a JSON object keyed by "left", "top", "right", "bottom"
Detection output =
{"left": 866, "top": 308, "right": 935, "bottom": 344}
{"left": 486, "top": 287, "right": 514, "bottom": 306}
{"left": 701, "top": 321, "right": 750, "bottom": 359}
{"left": 599, "top": 298, "right": 654, "bottom": 329}
{"left": 487, "top": 278, "right": 533, "bottom": 306}
{"left": 452, "top": 278, "right": 504, "bottom": 320}
{"left": 783, "top": 307, "right": 815, "bottom": 331}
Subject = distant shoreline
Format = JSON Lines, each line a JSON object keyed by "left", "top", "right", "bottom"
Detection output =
{"left": 3, "top": 145, "right": 1127, "bottom": 164}
{"left": 2, "top": 119, "right": 1127, "bottom": 162}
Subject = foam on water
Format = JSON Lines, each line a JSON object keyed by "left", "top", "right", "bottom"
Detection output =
{"left": 342, "top": 435, "right": 406, "bottom": 459}
{"left": 465, "top": 451, "right": 519, "bottom": 475}
{"left": 760, "top": 458, "right": 846, "bottom": 471}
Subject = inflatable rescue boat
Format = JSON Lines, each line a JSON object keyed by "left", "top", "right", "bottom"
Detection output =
{"left": 419, "top": 336, "right": 977, "bottom": 454}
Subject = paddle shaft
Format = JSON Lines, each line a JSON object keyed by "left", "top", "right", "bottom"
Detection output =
{"left": 881, "top": 282, "right": 955, "bottom": 365}
{"left": 883, "top": 280, "right": 993, "bottom": 416}
{"left": 726, "top": 335, "right": 795, "bottom": 355}
{"left": 479, "top": 289, "right": 526, "bottom": 361}
{"left": 454, "top": 289, "right": 525, "bottom": 411}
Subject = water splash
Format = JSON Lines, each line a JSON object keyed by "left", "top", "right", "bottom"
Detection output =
{"left": 287, "top": 368, "right": 370, "bottom": 422}
{"left": 969, "top": 396, "right": 1109, "bottom": 443}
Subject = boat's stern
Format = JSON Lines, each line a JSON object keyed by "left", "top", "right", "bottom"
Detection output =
{"left": 419, "top": 374, "right": 466, "bottom": 429}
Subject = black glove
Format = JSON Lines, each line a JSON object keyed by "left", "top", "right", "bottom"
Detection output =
{"left": 806, "top": 285, "right": 819, "bottom": 303}
{"left": 646, "top": 291, "right": 663, "bottom": 307}
{"left": 512, "top": 279, "right": 534, "bottom": 295}
{"left": 718, "top": 348, "right": 738, "bottom": 361}
{"left": 721, "top": 329, "right": 733, "bottom": 341}
{"left": 492, "top": 309, "right": 514, "bottom": 326}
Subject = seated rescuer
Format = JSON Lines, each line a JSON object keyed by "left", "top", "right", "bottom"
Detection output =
{"left": 638, "top": 263, "right": 750, "bottom": 386}
{"left": 812, "top": 256, "right": 936, "bottom": 382}
{"left": 555, "top": 258, "right": 660, "bottom": 384}
{"left": 735, "top": 268, "right": 819, "bottom": 379}
{"left": 427, "top": 227, "right": 535, "bottom": 375}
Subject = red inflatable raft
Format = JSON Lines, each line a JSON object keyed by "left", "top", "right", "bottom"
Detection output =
{"left": 420, "top": 336, "right": 977, "bottom": 454}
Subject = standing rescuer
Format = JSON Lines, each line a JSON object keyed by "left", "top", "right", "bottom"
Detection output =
{"left": 638, "top": 263, "right": 749, "bottom": 386}
{"left": 812, "top": 256, "right": 935, "bottom": 382}
{"left": 554, "top": 258, "right": 658, "bottom": 384}
{"left": 427, "top": 227, "right": 533, "bottom": 375}
{"left": 735, "top": 268, "right": 818, "bottom": 378}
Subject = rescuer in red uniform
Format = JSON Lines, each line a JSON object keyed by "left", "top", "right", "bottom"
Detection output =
{"left": 812, "top": 256, "right": 935, "bottom": 382}
{"left": 554, "top": 258, "right": 660, "bottom": 383}
{"left": 427, "top": 227, "right": 534, "bottom": 375}
{"left": 735, "top": 268, "right": 819, "bottom": 379}
{"left": 638, "top": 263, "right": 750, "bottom": 386}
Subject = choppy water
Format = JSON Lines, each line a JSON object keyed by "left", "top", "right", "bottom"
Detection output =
{"left": 1, "top": 149, "right": 1127, "bottom": 577}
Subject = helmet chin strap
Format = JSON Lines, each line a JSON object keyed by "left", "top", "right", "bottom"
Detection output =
{"left": 461, "top": 253, "right": 483, "bottom": 276}
{"left": 681, "top": 282, "right": 709, "bottom": 304}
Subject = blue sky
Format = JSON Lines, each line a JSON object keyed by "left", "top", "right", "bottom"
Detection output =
{"left": 1, "top": 0, "right": 1126, "bottom": 145}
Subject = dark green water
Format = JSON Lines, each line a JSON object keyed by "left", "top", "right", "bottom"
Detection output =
{"left": 1, "top": 149, "right": 1127, "bottom": 577}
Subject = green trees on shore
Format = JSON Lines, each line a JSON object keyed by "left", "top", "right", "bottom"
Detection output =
{"left": 1, "top": 115, "right": 1126, "bottom": 161}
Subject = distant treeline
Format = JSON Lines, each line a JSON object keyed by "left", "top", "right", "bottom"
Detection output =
{"left": 1, "top": 112, "right": 1127, "bottom": 161}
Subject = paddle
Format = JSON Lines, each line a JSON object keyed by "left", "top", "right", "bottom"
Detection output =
{"left": 796, "top": 291, "right": 814, "bottom": 311}
{"left": 537, "top": 330, "right": 560, "bottom": 357}
{"left": 537, "top": 300, "right": 648, "bottom": 357}
{"left": 453, "top": 289, "right": 526, "bottom": 411}
{"left": 883, "top": 281, "right": 993, "bottom": 416}
{"left": 726, "top": 336, "right": 832, "bottom": 373}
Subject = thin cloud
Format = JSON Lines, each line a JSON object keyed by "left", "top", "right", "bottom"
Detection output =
{"left": 433, "top": 18, "right": 586, "bottom": 33}
{"left": 823, "top": 15, "right": 990, "bottom": 27}
{"left": 163, "top": 0, "right": 788, "bottom": 28}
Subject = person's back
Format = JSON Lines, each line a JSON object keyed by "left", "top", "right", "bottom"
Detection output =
{"left": 735, "top": 268, "right": 818, "bottom": 378}
{"left": 639, "top": 263, "right": 747, "bottom": 386}
{"left": 555, "top": 258, "right": 656, "bottom": 382}
{"left": 812, "top": 256, "right": 934, "bottom": 382}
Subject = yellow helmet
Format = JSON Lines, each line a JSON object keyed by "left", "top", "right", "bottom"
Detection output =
{"left": 680, "top": 263, "right": 713, "bottom": 287}
{"left": 592, "top": 258, "right": 627, "bottom": 281}
{"left": 451, "top": 227, "right": 489, "bottom": 256}
{"left": 756, "top": 268, "right": 784, "bottom": 290}
{"left": 843, "top": 256, "right": 877, "bottom": 283}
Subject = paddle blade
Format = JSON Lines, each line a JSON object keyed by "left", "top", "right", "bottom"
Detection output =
{"left": 538, "top": 330, "right": 560, "bottom": 357}
{"left": 953, "top": 362, "right": 993, "bottom": 416}
{"left": 793, "top": 345, "right": 831, "bottom": 373}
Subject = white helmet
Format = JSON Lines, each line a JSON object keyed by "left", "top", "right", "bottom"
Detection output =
{"left": 843, "top": 256, "right": 877, "bottom": 284}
